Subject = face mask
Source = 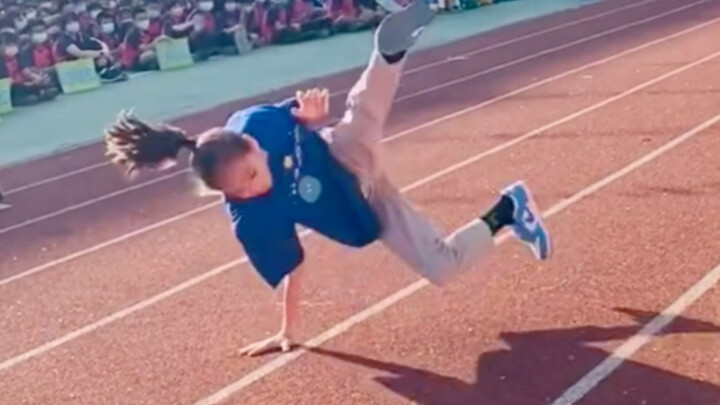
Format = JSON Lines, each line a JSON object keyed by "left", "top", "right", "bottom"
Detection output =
{"left": 170, "top": 7, "right": 184, "bottom": 16}
{"left": 101, "top": 22, "right": 115, "bottom": 33}
{"left": 199, "top": 1, "right": 214, "bottom": 11}
{"left": 148, "top": 9, "right": 161, "bottom": 18}
{"left": 224, "top": 2, "right": 237, "bottom": 11}
{"left": 26, "top": 10, "right": 38, "bottom": 20}
{"left": 135, "top": 19, "right": 150, "bottom": 30}
{"left": 4, "top": 46, "right": 19, "bottom": 57}
{"left": 108, "top": 1, "right": 117, "bottom": 8}
{"left": 66, "top": 22, "right": 80, "bottom": 32}
{"left": 90, "top": 9, "right": 102, "bottom": 18}
{"left": 15, "top": 18, "right": 28, "bottom": 31}
{"left": 75, "top": 3, "right": 87, "bottom": 13}
{"left": 32, "top": 32, "right": 48, "bottom": 43}
{"left": 40, "top": 1, "right": 53, "bottom": 9}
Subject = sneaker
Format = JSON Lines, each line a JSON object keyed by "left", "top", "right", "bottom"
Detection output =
{"left": 0, "top": 202, "right": 11, "bottom": 211}
{"left": 375, "top": 0, "right": 435, "bottom": 56}
{"left": 501, "top": 181, "right": 552, "bottom": 260}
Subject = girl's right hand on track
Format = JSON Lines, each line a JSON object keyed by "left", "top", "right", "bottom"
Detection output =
{"left": 238, "top": 332, "right": 292, "bottom": 356}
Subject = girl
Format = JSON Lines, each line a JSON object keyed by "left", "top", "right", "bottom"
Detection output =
{"left": 103, "top": 0, "right": 551, "bottom": 356}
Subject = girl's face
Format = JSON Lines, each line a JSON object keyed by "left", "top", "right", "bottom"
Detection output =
{"left": 215, "top": 135, "right": 273, "bottom": 200}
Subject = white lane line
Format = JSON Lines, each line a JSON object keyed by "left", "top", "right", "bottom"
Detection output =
{"left": 1, "top": 0, "right": 660, "bottom": 197}
{"left": 550, "top": 269, "right": 720, "bottom": 401}
{"left": 192, "top": 102, "right": 720, "bottom": 405}
{"left": 0, "top": 0, "right": 707, "bottom": 239}
{"left": 0, "top": 4, "right": 715, "bottom": 289}
{"left": 3, "top": 40, "right": 719, "bottom": 380}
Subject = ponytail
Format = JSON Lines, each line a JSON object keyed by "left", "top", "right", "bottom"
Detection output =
{"left": 104, "top": 110, "right": 195, "bottom": 176}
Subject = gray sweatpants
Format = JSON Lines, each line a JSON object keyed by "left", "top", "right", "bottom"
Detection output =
{"left": 321, "top": 50, "right": 494, "bottom": 285}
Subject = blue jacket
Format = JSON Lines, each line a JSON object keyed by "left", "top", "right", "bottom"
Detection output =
{"left": 224, "top": 98, "right": 382, "bottom": 288}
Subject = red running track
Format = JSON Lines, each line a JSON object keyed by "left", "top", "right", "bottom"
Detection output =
{"left": 2, "top": 0, "right": 720, "bottom": 403}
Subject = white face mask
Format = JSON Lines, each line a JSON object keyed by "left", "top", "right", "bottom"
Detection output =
{"left": 15, "top": 18, "right": 28, "bottom": 31}
{"left": 148, "top": 9, "right": 161, "bottom": 18}
{"left": 199, "top": 1, "right": 214, "bottom": 11}
{"left": 26, "top": 10, "right": 38, "bottom": 20}
{"left": 4, "top": 46, "right": 19, "bottom": 57}
{"left": 66, "top": 22, "right": 81, "bottom": 33}
{"left": 101, "top": 22, "right": 115, "bottom": 33}
{"left": 75, "top": 3, "right": 87, "bottom": 13}
{"left": 224, "top": 2, "right": 237, "bottom": 11}
{"left": 170, "top": 7, "right": 184, "bottom": 16}
{"left": 108, "top": 1, "right": 118, "bottom": 8}
{"left": 136, "top": 19, "right": 150, "bottom": 30}
{"left": 243, "top": 4, "right": 253, "bottom": 11}
{"left": 32, "top": 32, "right": 48, "bottom": 43}
{"left": 91, "top": 9, "right": 102, "bottom": 18}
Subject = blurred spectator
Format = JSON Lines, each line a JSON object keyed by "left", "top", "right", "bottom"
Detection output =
{"left": 246, "top": 0, "right": 273, "bottom": 46}
{"left": 119, "top": 6, "right": 160, "bottom": 70}
{"left": 0, "top": 31, "right": 58, "bottom": 106}
{"left": 4, "top": 10, "right": 31, "bottom": 43}
{"left": 115, "top": 6, "right": 135, "bottom": 40}
{"left": 216, "top": 0, "right": 254, "bottom": 54}
{"left": 329, "top": 0, "right": 382, "bottom": 32}
{"left": 162, "top": 0, "right": 194, "bottom": 40}
{"left": 186, "top": 0, "right": 222, "bottom": 60}
{"left": 276, "top": 0, "right": 332, "bottom": 44}
{"left": 53, "top": 13, "right": 128, "bottom": 83}
{"left": 88, "top": 2, "right": 104, "bottom": 22}
{"left": 145, "top": 0, "right": 164, "bottom": 38}
{"left": 95, "top": 11, "right": 121, "bottom": 53}
{"left": 71, "top": 0, "right": 96, "bottom": 31}
{"left": 20, "top": 19, "right": 62, "bottom": 93}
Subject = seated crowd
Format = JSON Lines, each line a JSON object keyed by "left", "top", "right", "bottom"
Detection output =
{"left": 0, "top": 0, "right": 488, "bottom": 108}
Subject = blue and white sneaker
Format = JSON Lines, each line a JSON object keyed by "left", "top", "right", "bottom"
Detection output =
{"left": 501, "top": 181, "right": 552, "bottom": 260}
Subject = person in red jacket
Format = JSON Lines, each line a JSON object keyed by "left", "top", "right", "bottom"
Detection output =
{"left": 0, "top": 32, "right": 57, "bottom": 106}
{"left": 161, "top": 0, "right": 195, "bottom": 46}
{"left": 95, "top": 11, "right": 121, "bottom": 56}
{"left": 53, "top": 12, "right": 127, "bottom": 83}
{"left": 145, "top": 0, "right": 165, "bottom": 39}
{"left": 244, "top": 0, "right": 273, "bottom": 47}
{"left": 215, "top": 0, "right": 254, "bottom": 54}
{"left": 19, "top": 19, "right": 61, "bottom": 94}
{"left": 186, "top": 0, "right": 220, "bottom": 60}
{"left": 274, "top": 0, "right": 332, "bottom": 44}
{"left": 119, "top": 6, "right": 160, "bottom": 71}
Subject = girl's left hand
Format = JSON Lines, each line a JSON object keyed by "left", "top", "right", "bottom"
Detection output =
{"left": 292, "top": 88, "right": 330, "bottom": 125}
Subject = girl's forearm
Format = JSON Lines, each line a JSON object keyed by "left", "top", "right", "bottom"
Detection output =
{"left": 281, "top": 263, "right": 304, "bottom": 337}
